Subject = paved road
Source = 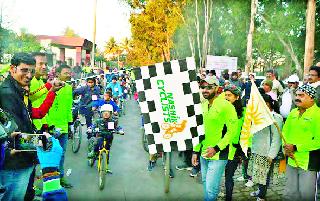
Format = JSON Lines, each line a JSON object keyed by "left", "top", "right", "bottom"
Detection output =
{"left": 63, "top": 99, "right": 203, "bottom": 201}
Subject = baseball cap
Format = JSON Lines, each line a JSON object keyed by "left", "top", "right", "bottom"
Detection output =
{"left": 200, "top": 77, "right": 219, "bottom": 86}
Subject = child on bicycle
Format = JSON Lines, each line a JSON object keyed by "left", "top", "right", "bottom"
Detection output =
{"left": 87, "top": 104, "right": 121, "bottom": 173}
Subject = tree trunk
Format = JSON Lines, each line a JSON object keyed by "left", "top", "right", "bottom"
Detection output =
{"left": 303, "top": 0, "right": 316, "bottom": 75}
{"left": 245, "top": 0, "right": 258, "bottom": 75}
{"left": 201, "top": 0, "right": 213, "bottom": 68}
{"left": 195, "top": 0, "right": 202, "bottom": 68}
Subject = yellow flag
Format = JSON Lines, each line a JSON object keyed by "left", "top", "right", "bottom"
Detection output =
{"left": 240, "top": 80, "right": 275, "bottom": 156}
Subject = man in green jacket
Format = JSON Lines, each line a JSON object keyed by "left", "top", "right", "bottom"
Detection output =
{"left": 283, "top": 84, "right": 320, "bottom": 200}
{"left": 47, "top": 64, "right": 73, "bottom": 188}
{"left": 30, "top": 52, "right": 48, "bottom": 131}
{"left": 192, "top": 78, "right": 238, "bottom": 201}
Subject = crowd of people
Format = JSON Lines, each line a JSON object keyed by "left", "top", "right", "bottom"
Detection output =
{"left": 189, "top": 66, "right": 319, "bottom": 201}
{"left": 0, "top": 52, "right": 132, "bottom": 201}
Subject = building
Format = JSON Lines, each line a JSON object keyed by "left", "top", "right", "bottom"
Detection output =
{"left": 36, "top": 35, "right": 96, "bottom": 67}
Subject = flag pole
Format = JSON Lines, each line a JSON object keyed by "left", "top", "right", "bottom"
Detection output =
{"left": 273, "top": 121, "right": 299, "bottom": 167}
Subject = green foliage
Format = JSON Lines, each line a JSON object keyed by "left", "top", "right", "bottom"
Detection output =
{"left": 0, "top": 28, "right": 42, "bottom": 63}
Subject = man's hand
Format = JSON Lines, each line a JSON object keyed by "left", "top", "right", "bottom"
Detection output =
{"left": 192, "top": 153, "right": 199, "bottom": 166}
{"left": 50, "top": 80, "right": 65, "bottom": 92}
{"left": 267, "top": 157, "right": 273, "bottom": 164}
{"left": 203, "top": 147, "right": 216, "bottom": 158}
{"left": 284, "top": 144, "right": 296, "bottom": 158}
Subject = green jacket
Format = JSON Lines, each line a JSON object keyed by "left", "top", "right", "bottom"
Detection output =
{"left": 30, "top": 77, "right": 48, "bottom": 130}
{"left": 283, "top": 104, "right": 320, "bottom": 171}
{"left": 194, "top": 95, "right": 238, "bottom": 160}
{"left": 47, "top": 83, "right": 73, "bottom": 133}
{"left": 228, "top": 107, "right": 246, "bottom": 160}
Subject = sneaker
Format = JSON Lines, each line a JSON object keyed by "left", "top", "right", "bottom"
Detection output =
{"left": 147, "top": 161, "right": 156, "bottom": 171}
{"left": 60, "top": 177, "right": 73, "bottom": 188}
{"left": 117, "top": 129, "right": 125, "bottom": 135}
{"left": 87, "top": 150, "right": 95, "bottom": 158}
{"left": 236, "top": 176, "right": 245, "bottom": 181}
{"left": 106, "top": 169, "right": 113, "bottom": 174}
{"left": 250, "top": 189, "right": 260, "bottom": 197}
{"left": 34, "top": 186, "right": 42, "bottom": 196}
{"left": 189, "top": 167, "right": 199, "bottom": 177}
{"left": 175, "top": 164, "right": 192, "bottom": 171}
{"left": 256, "top": 198, "right": 265, "bottom": 201}
{"left": 218, "top": 191, "right": 225, "bottom": 197}
{"left": 245, "top": 179, "right": 254, "bottom": 187}
{"left": 169, "top": 169, "right": 174, "bottom": 178}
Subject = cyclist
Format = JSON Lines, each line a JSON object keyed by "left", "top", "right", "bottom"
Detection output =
{"left": 106, "top": 76, "right": 122, "bottom": 99}
{"left": 92, "top": 91, "right": 124, "bottom": 134}
{"left": 87, "top": 104, "right": 121, "bottom": 174}
{"left": 73, "top": 77, "right": 101, "bottom": 128}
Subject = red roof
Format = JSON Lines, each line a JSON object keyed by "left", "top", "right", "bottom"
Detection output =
{"left": 36, "top": 35, "right": 86, "bottom": 47}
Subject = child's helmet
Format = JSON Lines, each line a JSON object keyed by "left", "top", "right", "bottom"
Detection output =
{"left": 100, "top": 104, "right": 113, "bottom": 112}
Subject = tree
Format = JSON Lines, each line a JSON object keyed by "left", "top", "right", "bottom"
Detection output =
{"left": 304, "top": 0, "right": 316, "bottom": 75}
{"left": 126, "top": 0, "right": 182, "bottom": 66}
{"left": 245, "top": 0, "right": 258, "bottom": 74}
{"left": 63, "top": 26, "right": 79, "bottom": 37}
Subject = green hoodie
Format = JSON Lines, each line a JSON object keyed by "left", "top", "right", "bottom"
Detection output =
{"left": 47, "top": 83, "right": 73, "bottom": 133}
{"left": 194, "top": 95, "right": 238, "bottom": 160}
{"left": 283, "top": 104, "right": 320, "bottom": 171}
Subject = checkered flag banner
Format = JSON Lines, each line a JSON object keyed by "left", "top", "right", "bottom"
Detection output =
{"left": 134, "top": 57, "right": 205, "bottom": 154}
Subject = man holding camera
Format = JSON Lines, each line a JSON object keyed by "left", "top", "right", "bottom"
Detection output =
{"left": 0, "top": 53, "right": 63, "bottom": 201}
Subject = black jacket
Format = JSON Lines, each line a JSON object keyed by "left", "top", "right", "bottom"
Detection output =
{"left": 0, "top": 74, "right": 36, "bottom": 170}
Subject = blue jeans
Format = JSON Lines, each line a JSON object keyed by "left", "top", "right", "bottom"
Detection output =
{"left": 58, "top": 134, "right": 68, "bottom": 178}
{"left": 0, "top": 166, "right": 35, "bottom": 201}
{"left": 200, "top": 157, "right": 227, "bottom": 201}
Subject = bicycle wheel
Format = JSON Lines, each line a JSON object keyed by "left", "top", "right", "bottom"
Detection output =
{"left": 98, "top": 152, "right": 107, "bottom": 190}
{"left": 164, "top": 152, "right": 170, "bottom": 193}
{"left": 72, "top": 120, "right": 82, "bottom": 153}
{"left": 141, "top": 129, "right": 148, "bottom": 152}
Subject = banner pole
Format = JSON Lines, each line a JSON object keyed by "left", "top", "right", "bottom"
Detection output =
{"left": 273, "top": 121, "right": 299, "bottom": 167}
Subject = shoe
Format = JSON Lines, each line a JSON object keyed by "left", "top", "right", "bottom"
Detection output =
{"left": 189, "top": 167, "right": 199, "bottom": 177}
{"left": 245, "top": 179, "right": 254, "bottom": 187}
{"left": 116, "top": 126, "right": 125, "bottom": 135}
{"left": 34, "top": 186, "right": 42, "bottom": 196}
{"left": 60, "top": 177, "right": 73, "bottom": 188}
{"left": 169, "top": 169, "right": 174, "bottom": 178}
{"left": 218, "top": 191, "right": 225, "bottom": 197}
{"left": 106, "top": 169, "right": 113, "bottom": 174}
{"left": 87, "top": 150, "right": 95, "bottom": 158}
{"left": 250, "top": 189, "right": 260, "bottom": 197}
{"left": 175, "top": 164, "right": 192, "bottom": 171}
{"left": 147, "top": 161, "right": 156, "bottom": 171}
{"left": 256, "top": 198, "right": 265, "bottom": 201}
{"left": 236, "top": 176, "right": 245, "bottom": 181}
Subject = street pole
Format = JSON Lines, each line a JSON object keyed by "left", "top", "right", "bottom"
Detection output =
{"left": 91, "top": 0, "right": 97, "bottom": 69}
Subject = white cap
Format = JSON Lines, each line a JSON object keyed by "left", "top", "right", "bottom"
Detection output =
{"left": 100, "top": 104, "right": 113, "bottom": 112}
{"left": 287, "top": 74, "right": 299, "bottom": 83}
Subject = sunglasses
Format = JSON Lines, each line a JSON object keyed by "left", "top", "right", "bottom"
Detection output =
{"left": 200, "top": 85, "right": 215, "bottom": 90}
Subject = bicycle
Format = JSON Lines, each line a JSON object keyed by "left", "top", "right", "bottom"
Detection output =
{"left": 87, "top": 126, "right": 122, "bottom": 190}
{"left": 70, "top": 97, "right": 84, "bottom": 153}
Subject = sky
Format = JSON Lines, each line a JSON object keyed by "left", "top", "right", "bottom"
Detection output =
{"left": 0, "top": 0, "right": 131, "bottom": 49}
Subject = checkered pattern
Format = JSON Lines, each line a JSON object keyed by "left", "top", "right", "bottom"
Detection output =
{"left": 134, "top": 58, "right": 205, "bottom": 154}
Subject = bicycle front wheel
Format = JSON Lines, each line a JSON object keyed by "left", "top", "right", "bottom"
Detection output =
{"left": 72, "top": 120, "right": 82, "bottom": 153}
{"left": 98, "top": 152, "right": 107, "bottom": 190}
{"left": 164, "top": 152, "right": 170, "bottom": 193}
